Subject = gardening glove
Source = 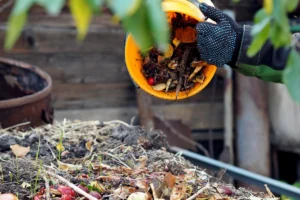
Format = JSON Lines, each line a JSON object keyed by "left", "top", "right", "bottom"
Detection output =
{"left": 196, "top": 3, "right": 243, "bottom": 67}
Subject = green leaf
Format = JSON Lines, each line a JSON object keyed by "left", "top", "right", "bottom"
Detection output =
{"left": 254, "top": 9, "right": 268, "bottom": 23}
{"left": 108, "top": 0, "right": 141, "bottom": 18}
{"left": 35, "top": 0, "right": 64, "bottom": 15}
{"left": 285, "top": 0, "right": 299, "bottom": 12}
{"left": 70, "top": 0, "right": 93, "bottom": 40}
{"left": 146, "top": 0, "right": 169, "bottom": 52}
{"left": 251, "top": 17, "right": 271, "bottom": 36}
{"left": 121, "top": 0, "right": 152, "bottom": 53}
{"left": 11, "top": 0, "right": 35, "bottom": 15}
{"left": 4, "top": 12, "right": 27, "bottom": 51}
{"left": 283, "top": 49, "right": 300, "bottom": 102}
{"left": 247, "top": 23, "right": 270, "bottom": 57}
{"left": 87, "top": 0, "right": 104, "bottom": 13}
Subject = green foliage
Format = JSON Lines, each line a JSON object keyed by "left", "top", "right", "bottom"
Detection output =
{"left": 281, "top": 181, "right": 300, "bottom": 200}
{"left": 3, "top": 0, "right": 300, "bottom": 102}
{"left": 248, "top": 0, "right": 300, "bottom": 103}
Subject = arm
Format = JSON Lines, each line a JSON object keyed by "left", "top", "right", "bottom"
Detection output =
{"left": 196, "top": 3, "right": 297, "bottom": 83}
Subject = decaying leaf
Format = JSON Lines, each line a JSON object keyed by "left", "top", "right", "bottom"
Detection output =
{"left": 21, "top": 182, "right": 31, "bottom": 189}
{"left": 134, "top": 180, "right": 149, "bottom": 191}
{"left": 164, "top": 44, "right": 174, "bottom": 58}
{"left": 135, "top": 155, "right": 148, "bottom": 169}
{"left": 150, "top": 178, "right": 164, "bottom": 199}
{"left": 188, "top": 66, "right": 203, "bottom": 81}
{"left": 90, "top": 181, "right": 106, "bottom": 193}
{"left": 57, "top": 160, "right": 82, "bottom": 171}
{"left": 175, "top": 27, "right": 196, "bottom": 43}
{"left": 0, "top": 193, "right": 18, "bottom": 200}
{"left": 193, "top": 75, "right": 205, "bottom": 83}
{"left": 209, "top": 193, "right": 224, "bottom": 200}
{"left": 85, "top": 140, "right": 93, "bottom": 151}
{"left": 114, "top": 186, "right": 137, "bottom": 199}
{"left": 164, "top": 172, "right": 176, "bottom": 189}
{"left": 10, "top": 144, "right": 30, "bottom": 158}
{"left": 152, "top": 83, "right": 166, "bottom": 91}
{"left": 165, "top": 78, "right": 172, "bottom": 92}
{"left": 127, "top": 192, "right": 152, "bottom": 200}
{"left": 168, "top": 60, "right": 178, "bottom": 70}
{"left": 50, "top": 187, "right": 62, "bottom": 195}
{"left": 170, "top": 184, "right": 186, "bottom": 200}
{"left": 191, "top": 61, "right": 207, "bottom": 68}
{"left": 158, "top": 55, "right": 165, "bottom": 63}
{"left": 172, "top": 38, "right": 181, "bottom": 47}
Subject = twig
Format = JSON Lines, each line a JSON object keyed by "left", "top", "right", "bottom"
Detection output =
{"left": 46, "top": 142, "right": 57, "bottom": 160}
{"left": 0, "top": 121, "right": 30, "bottom": 134}
{"left": 45, "top": 170, "right": 97, "bottom": 200}
{"left": 103, "top": 120, "right": 130, "bottom": 127}
{"left": 186, "top": 183, "right": 210, "bottom": 200}
{"left": 264, "top": 184, "right": 276, "bottom": 198}
{"left": 100, "top": 152, "right": 131, "bottom": 169}
{"left": 155, "top": 115, "right": 210, "bottom": 157}
{"left": 42, "top": 175, "right": 51, "bottom": 200}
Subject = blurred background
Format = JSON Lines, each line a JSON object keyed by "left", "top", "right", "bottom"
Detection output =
{"left": 1, "top": 0, "right": 300, "bottom": 196}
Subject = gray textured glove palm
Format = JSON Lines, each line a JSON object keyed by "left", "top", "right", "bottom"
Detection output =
{"left": 196, "top": 3, "right": 243, "bottom": 67}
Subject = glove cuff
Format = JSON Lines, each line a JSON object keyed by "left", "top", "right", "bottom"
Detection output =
{"left": 228, "top": 24, "right": 243, "bottom": 66}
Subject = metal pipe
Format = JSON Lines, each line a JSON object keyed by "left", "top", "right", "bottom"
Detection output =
{"left": 170, "top": 146, "right": 300, "bottom": 199}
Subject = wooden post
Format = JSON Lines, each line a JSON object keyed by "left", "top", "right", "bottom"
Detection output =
{"left": 136, "top": 89, "right": 155, "bottom": 131}
{"left": 236, "top": 74, "right": 270, "bottom": 189}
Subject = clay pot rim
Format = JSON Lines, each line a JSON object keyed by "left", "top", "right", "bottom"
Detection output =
{"left": 0, "top": 57, "right": 53, "bottom": 109}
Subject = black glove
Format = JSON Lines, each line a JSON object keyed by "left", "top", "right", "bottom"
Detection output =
{"left": 196, "top": 3, "right": 243, "bottom": 67}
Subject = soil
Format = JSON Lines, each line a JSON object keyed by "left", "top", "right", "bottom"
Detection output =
{"left": 0, "top": 120, "right": 275, "bottom": 200}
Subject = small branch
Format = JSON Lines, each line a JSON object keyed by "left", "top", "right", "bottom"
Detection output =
{"left": 186, "top": 183, "right": 210, "bottom": 200}
{"left": 45, "top": 170, "right": 97, "bottom": 200}
{"left": 100, "top": 152, "right": 131, "bottom": 169}
{"left": 42, "top": 175, "right": 51, "bottom": 200}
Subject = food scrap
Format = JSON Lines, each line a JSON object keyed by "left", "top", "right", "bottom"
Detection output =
{"left": 141, "top": 13, "right": 208, "bottom": 99}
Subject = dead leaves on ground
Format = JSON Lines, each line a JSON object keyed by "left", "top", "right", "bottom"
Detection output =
{"left": 10, "top": 144, "right": 30, "bottom": 158}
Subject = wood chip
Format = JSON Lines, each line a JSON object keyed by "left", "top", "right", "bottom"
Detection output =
{"left": 10, "top": 144, "right": 30, "bottom": 158}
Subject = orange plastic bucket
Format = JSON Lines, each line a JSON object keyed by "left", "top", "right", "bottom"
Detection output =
{"left": 125, "top": 0, "right": 217, "bottom": 100}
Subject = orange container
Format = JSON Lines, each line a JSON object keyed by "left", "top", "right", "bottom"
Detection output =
{"left": 125, "top": 0, "right": 217, "bottom": 100}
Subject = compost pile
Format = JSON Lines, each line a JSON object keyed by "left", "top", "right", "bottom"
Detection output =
{"left": 141, "top": 13, "right": 208, "bottom": 99}
{"left": 0, "top": 120, "right": 278, "bottom": 200}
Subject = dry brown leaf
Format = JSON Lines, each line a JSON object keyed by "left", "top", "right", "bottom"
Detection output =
{"left": 114, "top": 186, "right": 137, "bottom": 199}
{"left": 175, "top": 27, "right": 196, "bottom": 43}
{"left": 0, "top": 193, "right": 18, "bottom": 200}
{"left": 170, "top": 184, "right": 186, "bottom": 200}
{"left": 164, "top": 44, "right": 174, "bottom": 58}
{"left": 127, "top": 192, "right": 152, "bottom": 200}
{"left": 135, "top": 155, "right": 148, "bottom": 169}
{"left": 50, "top": 188, "right": 62, "bottom": 195}
{"left": 85, "top": 140, "right": 93, "bottom": 151}
{"left": 209, "top": 193, "right": 225, "bottom": 200}
{"left": 57, "top": 160, "right": 82, "bottom": 171}
{"left": 10, "top": 144, "right": 30, "bottom": 158}
{"left": 164, "top": 172, "right": 176, "bottom": 189}
{"left": 134, "top": 180, "right": 149, "bottom": 191}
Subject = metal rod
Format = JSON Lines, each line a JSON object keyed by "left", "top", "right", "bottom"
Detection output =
{"left": 170, "top": 146, "right": 300, "bottom": 199}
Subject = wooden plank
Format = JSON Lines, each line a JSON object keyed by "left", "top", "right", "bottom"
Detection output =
{"left": 51, "top": 81, "right": 223, "bottom": 109}
{"left": 1, "top": 52, "right": 129, "bottom": 83}
{"left": 0, "top": 26, "right": 125, "bottom": 53}
{"left": 54, "top": 102, "right": 224, "bottom": 130}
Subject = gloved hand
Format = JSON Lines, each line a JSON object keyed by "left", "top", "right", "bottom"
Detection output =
{"left": 196, "top": 3, "right": 243, "bottom": 67}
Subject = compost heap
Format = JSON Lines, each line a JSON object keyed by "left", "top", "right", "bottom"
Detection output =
{"left": 141, "top": 13, "right": 208, "bottom": 99}
{"left": 0, "top": 120, "right": 277, "bottom": 200}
